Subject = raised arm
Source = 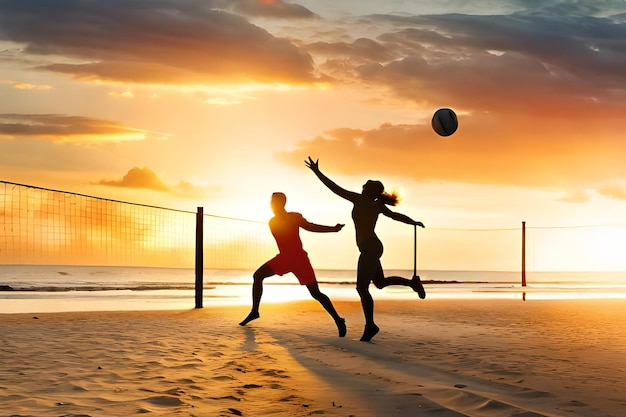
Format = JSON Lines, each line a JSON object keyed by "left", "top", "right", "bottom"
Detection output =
{"left": 305, "top": 157, "right": 358, "bottom": 202}
{"left": 381, "top": 205, "right": 425, "bottom": 228}
{"left": 302, "top": 221, "right": 345, "bottom": 233}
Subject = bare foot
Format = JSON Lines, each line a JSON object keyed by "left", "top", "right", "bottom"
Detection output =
{"left": 411, "top": 275, "right": 426, "bottom": 299}
{"left": 336, "top": 318, "right": 347, "bottom": 337}
{"left": 239, "top": 312, "right": 260, "bottom": 326}
{"left": 359, "top": 323, "right": 379, "bottom": 342}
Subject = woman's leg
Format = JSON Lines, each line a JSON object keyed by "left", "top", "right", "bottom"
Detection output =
{"left": 239, "top": 262, "right": 274, "bottom": 326}
{"left": 356, "top": 252, "right": 376, "bottom": 324}
{"left": 356, "top": 252, "right": 380, "bottom": 341}
{"left": 356, "top": 237, "right": 385, "bottom": 341}
{"left": 370, "top": 256, "right": 426, "bottom": 298}
{"left": 373, "top": 274, "right": 412, "bottom": 289}
{"left": 372, "top": 272, "right": 426, "bottom": 298}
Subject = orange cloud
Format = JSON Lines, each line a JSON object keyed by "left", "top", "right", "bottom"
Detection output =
{"left": 0, "top": 114, "right": 159, "bottom": 143}
{"left": 96, "top": 168, "right": 219, "bottom": 198}
{"left": 598, "top": 185, "right": 626, "bottom": 201}
{"left": 97, "top": 167, "right": 169, "bottom": 192}
{"left": 12, "top": 82, "right": 52, "bottom": 90}
{"left": 277, "top": 111, "right": 626, "bottom": 190}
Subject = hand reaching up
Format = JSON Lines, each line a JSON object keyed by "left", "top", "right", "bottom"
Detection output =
{"left": 305, "top": 156, "right": 320, "bottom": 174}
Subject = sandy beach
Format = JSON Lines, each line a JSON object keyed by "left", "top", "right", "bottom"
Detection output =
{"left": 1, "top": 298, "right": 625, "bottom": 417}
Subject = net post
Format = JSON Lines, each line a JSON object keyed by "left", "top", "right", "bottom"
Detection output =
{"left": 413, "top": 224, "right": 417, "bottom": 277}
{"left": 521, "top": 221, "right": 527, "bottom": 287}
{"left": 195, "top": 207, "right": 204, "bottom": 308}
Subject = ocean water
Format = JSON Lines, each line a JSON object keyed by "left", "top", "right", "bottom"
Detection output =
{"left": 1, "top": 265, "right": 626, "bottom": 313}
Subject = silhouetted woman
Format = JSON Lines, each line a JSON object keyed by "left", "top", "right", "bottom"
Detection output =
{"left": 306, "top": 157, "right": 425, "bottom": 342}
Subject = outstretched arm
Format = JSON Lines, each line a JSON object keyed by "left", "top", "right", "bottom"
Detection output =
{"left": 305, "top": 157, "right": 358, "bottom": 202}
{"left": 381, "top": 205, "right": 425, "bottom": 228}
{"left": 302, "top": 222, "right": 345, "bottom": 233}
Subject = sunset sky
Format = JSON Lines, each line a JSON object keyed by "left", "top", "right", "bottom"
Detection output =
{"left": 1, "top": 0, "right": 626, "bottom": 272}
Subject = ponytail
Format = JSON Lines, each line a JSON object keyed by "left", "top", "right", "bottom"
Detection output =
{"left": 380, "top": 190, "right": 399, "bottom": 206}
{"left": 367, "top": 180, "right": 400, "bottom": 206}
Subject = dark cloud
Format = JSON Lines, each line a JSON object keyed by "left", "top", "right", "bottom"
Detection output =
{"left": 331, "top": 8, "right": 626, "bottom": 118}
{"left": 306, "top": 38, "right": 396, "bottom": 64}
{"left": 226, "top": 0, "right": 318, "bottom": 19}
{"left": 0, "top": 114, "right": 153, "bottom": 142}
{"left": 0, "top": 0, "right": 318, "bottom": 85}
{"left": 508, "top": 0, "right": 625, "bottom": 17}
{"left": 426, "top": 11, "right": 626, "bottom": 83}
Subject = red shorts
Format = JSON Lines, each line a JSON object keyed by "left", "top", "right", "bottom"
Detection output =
{"left": 267, "top": 252, "right": 317, "bottom": 286}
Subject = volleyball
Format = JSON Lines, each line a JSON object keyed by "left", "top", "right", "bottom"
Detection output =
{"left": 432, "top": 108, "right": 458, "bottom": 137}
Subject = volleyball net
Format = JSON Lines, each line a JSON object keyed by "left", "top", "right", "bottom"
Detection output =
{"left": 414, "top": 223, "right": 626, "bottom": 273}
{"left": 0, "top": 181, "right": 274, "bottom": 269}
{"left": 2, "top": 180, "right": 626, "bottom": 274}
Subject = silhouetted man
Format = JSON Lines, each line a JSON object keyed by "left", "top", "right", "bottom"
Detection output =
{"left": 239, "top": 192, "right": 347, "bottom": 337}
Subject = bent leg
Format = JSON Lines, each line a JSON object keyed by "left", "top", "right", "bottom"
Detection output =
{"left": 239, "top": 262, "right": 274, "bottom": 326}
{"left": 371, "top": 266, "right": 426, "bottom": 298}
{"left": 373, "top": 275, "right": 412, "bottom": 289}
{"left": 369, "top": 259, "right": 413, "bottom": 289}
{"left": 307, "top": 283, "right": 346, "bottom": 337}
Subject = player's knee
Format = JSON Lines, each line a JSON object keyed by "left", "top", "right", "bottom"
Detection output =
{"left": 372, "top": 279, "right": 385, "bottom": 289}
{"left": 307, "top": 286, "right": 321, "bottom": 297}
{"left": 356, "top": 283, "right": 369, "bottom": 295}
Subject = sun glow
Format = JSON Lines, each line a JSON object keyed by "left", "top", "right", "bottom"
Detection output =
{"left": 529, "top": 226, "right": 626, "bottom": 272}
